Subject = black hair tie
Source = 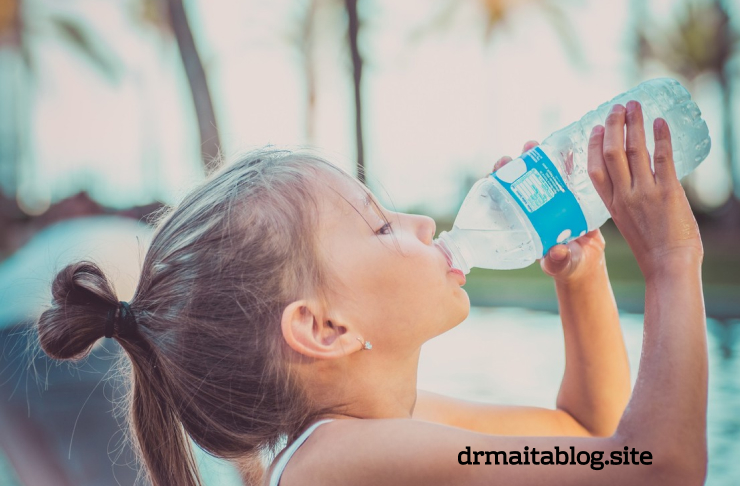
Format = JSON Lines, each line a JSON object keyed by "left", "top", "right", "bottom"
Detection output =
{"left": 104, "top": 301, "right": 138, "bottom": 339}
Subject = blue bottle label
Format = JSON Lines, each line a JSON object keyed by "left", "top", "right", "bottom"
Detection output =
{"left": 491, "top": 146, "right": 588, "bottom": 255}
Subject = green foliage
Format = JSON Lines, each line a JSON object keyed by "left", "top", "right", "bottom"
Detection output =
{"left": 638, "top": 0, "right": 738, "bottom": 81}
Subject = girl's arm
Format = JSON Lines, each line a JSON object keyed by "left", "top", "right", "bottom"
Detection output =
{"left": 414, "top": 245, "right": 630, "bottom": 440}
{"left": 415, "top": 146, "right": 632, "bottom": 438}
{"left": 551, "top": 252, "right": 631, "bottom": 437}
{"left": 289, "top": 102, "right": 707, "bottom": 486}
{"left": 511, "top": 139, "right": 631, "bottom": 436}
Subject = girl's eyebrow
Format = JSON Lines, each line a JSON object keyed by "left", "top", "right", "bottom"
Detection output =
{"left": 361, "top": 192, "right": 385, "bottom": 219}
{"left": 360, "top": 193, "right": 379, "bottom": 215}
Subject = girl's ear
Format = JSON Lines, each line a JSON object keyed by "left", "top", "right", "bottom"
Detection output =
{"left": 280, "top": 300, "right": 361, "bottom": 359}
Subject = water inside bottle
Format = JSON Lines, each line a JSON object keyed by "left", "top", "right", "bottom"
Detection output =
{"left": 438, "top": 78, "right": 711, "bottom": 273}
{"left": 436, "top": 177, "right": 538, "bottom": 272}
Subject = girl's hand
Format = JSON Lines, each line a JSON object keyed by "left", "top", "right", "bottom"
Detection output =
{"left": 493, "top": 142, "right": 607, "bottom": 284}
{"left": 588, "top": 101, "right": 703, "bottom": 278}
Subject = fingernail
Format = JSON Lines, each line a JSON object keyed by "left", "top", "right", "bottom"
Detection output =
{"left": 654, "top": 118, "right": 665, "bottom": 130}
{"left": 610, "top": 104, "right": 624, "bottom": 114}
{"left": 591, "top": 125, "right": 604, "bottom": 136}
{"left": 626, "top": 100, "right": 639, "bottom": 114}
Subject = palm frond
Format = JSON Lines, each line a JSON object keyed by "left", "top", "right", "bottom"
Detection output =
{"left": 51, "top": 15, "right": 121, "bottom": 82}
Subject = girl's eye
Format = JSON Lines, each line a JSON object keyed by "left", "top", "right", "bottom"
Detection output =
{"left": 376, "top": 222, "right": 393, "bottom": 235}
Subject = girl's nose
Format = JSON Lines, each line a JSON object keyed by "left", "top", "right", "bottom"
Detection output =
{"left": 413, "top": 214, "right": 436, "bottom": 245}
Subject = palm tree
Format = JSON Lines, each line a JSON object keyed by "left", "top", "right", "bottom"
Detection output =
{"left": 414, "top": 0, "right": 583, "bottom": 65}
{"left": 483, "top": 0, "right": 582, "bottom": 63}
{"left": 165, "top": 0, "right": 221, "bottom": 168}
{"left": 293, "top": 0, "right": 580, "bottom": 186}
{"left": 635, "top": 0, "right": 739, "bottom": 224}
{"left": 138, "top": 0, "right": 222, "bottom": 170}
{"left": 0, "top": 0, "right": 121, "bottom": 199}
{"left": 344, "top": 0, "right": 365, "bottom": 183}
{"left": 0, "top": 0, "right": 222, "bottom": 211}
{"left": 290, "top": 0, "right": 365, "bottom": 182}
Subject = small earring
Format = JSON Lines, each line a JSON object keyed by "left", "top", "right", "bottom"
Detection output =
{"left": 356, "top": 337, "right": 373, "bottom": 350}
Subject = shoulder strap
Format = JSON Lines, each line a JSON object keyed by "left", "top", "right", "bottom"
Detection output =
{"left": 268, "top": 419, "right": 335, "bottom": 486}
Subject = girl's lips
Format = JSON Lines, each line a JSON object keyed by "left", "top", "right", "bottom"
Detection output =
{"left": 434, "top": 241, "right": 466, "bottom": 285}
{"left": 450, "top": 267, "right": 466, "bottom": 285}
{"left": 434, "top": 241, "right": 453, "bottom": 269}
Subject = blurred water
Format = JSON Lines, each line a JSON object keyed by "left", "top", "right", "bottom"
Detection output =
{"left": 1, "top": 307, "right": 737, "bottom": 485}
{"left": 418, "top": 307, "right": 740, "bottom": 486}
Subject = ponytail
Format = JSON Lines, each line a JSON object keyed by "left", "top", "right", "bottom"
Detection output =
{"left": 38, "top": 261, "right": 205, "bottom": 486}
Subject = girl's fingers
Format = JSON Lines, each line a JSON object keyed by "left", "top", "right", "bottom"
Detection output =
{"left": 625, "top": 101, "right": 654, "bottom": 184}
{"left": 493, "top": 156, "right": 512, "bottom": 172}
{"left": 653, "top": 118, "right": 677, "bottom": 184}
{"left": 540, "top": 245, "right": 571, "bottom": 276}
{"left": 522, "top": 140, "right": 539, "bottom": 153}
{"left": 587, "top": 125, "right": 614, "bottom": 205}
{"left": 584, "top": 228, "right": 605, "bottom": 246}
{"left": 602, "top": 104, "right": 631, "bottom": 188}
{"left": 493, "top": 140, "right": 539, "bottom": 173}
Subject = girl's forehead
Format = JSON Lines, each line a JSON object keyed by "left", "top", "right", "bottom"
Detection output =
{"left": 319, "top": 170, "right": 372, "bottom": 210}
{"left": 316, "top": 170, "right": 377, "bottom": 227}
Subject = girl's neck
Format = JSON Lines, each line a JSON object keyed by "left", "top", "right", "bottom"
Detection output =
{"left": 303, "top": 346, "right": 423, "bottom": 420}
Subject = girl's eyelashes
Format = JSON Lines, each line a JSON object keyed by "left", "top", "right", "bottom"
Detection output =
{"left": 376, "top": 222, "right": 393, "bottom": 235}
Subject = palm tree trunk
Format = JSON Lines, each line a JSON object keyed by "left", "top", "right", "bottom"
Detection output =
{"left": 344, "top": 0, "right": 365, "bottom": 184}
{"left": 165, "top": 0, "right": 221, "bottom": 170}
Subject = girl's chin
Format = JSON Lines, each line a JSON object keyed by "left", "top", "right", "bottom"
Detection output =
{"left": 456, "top": 288, "right": 471, "bottom": 311}
{"left": 447, "top": 296, "right": 471, "bottom": 328}
{"left": 458, "top": 301, "right": 471, "bottom": 323}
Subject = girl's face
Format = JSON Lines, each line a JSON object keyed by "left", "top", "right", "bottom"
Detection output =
{"left": 316, "top": 170, "right": 470, "bottom": 353}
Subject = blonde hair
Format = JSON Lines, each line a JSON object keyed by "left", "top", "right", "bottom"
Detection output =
{"left": 37, "top": 149, "right": 350, "bottom": 486}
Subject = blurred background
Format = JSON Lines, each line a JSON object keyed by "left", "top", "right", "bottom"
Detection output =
{"left": 0, "top": 0, "right": 738, "bottom": 485}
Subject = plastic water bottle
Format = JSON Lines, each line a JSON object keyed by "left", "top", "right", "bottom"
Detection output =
{"left": 435, "top": 77, "right": 711, "bottom": 273}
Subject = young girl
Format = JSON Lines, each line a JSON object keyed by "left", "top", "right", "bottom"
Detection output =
{"left": 37, "top": 101, "right": 707, "bottom": 486}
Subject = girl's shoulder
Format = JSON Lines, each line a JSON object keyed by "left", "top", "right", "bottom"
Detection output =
{"left": 275, "top": 417, "right": 665, "bottom": 486}
{"left": 277, "top": 418, "right": 483, "bottom": 486}
{"left": 264, "top": 418, "right": 336, "bottom": 486}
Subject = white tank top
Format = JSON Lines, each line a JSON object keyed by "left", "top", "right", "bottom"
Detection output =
{"left": 268, "top": 419, "right": 334, "bottom": 486}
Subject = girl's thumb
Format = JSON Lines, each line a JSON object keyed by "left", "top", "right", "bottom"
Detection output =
{"left": 541, "top": 245, "right": 572, "bottom": 276}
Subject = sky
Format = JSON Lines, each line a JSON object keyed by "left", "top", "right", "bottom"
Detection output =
{"left": 9, "top": 0, "right": 738, "bottom": 216}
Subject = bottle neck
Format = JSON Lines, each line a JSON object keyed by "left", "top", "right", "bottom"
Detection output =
{"left": 436, "top": 231, "right": 470, "bottom": 275}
